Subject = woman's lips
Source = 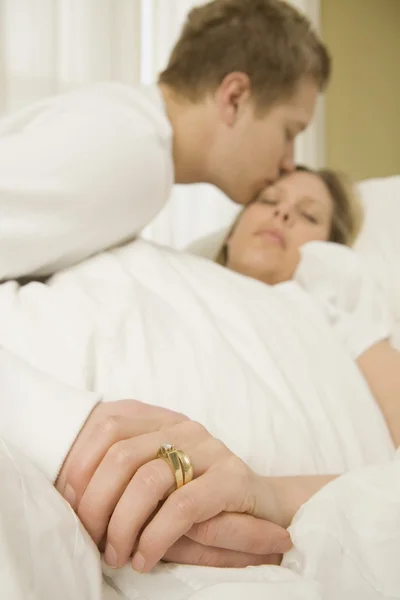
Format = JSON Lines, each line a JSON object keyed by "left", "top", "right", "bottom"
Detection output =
{"left": 254, "top": 229, "right": 285, "bottom": 248}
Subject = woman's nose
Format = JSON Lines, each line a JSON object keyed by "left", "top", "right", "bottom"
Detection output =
{"left": 273, "top": 206, "right": 293, "bottom": 224}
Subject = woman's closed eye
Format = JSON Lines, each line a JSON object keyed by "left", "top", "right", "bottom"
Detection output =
{"left": 300, "top": 211, "right": 319, "bottom": 224}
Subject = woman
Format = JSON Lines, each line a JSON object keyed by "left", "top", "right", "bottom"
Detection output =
{"left": 216, "top": 165, "right": 363, "bottom": 284}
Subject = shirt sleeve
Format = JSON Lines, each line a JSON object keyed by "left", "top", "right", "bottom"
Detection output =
{"left": 294, "top": 241, "right": 391, "bottom": 359}
{"left": 0, "top": 346, "right": 100, "bottom": 482}
{"left": 0, "top": 104, "right": 171, "bottom": 279}
{"left": 0, "top": 273, "right": 102, "bottom": 482}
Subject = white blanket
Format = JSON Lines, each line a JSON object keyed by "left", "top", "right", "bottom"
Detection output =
{"left": 0, "top": 240, "right": 398, "bottom": 599}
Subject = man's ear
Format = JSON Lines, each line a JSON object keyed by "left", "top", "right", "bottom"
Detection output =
{"left": 215, "top": 72, "right": 252, "bottom": 126}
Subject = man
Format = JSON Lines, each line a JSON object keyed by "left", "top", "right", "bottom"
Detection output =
{"left": 0, "top": 0, "right": 330, "bottom": 571}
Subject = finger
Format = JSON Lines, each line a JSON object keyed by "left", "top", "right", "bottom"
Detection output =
{"left": 59, "top": 413, "right": 179, "bottom": 507}
{"left": 102, "top": 436, "right": 223, "bottom": 562}
{"left": 103, "top": 458, "right": 175, "bottom": 567}
{"left": 57, "top": 401, "right": 187, "bottom": 504}
{"left": 56, "top": 414, "right": 155, "bottom": 502}
{"left": 78, "top": 423, "right": 213, "bottom": 543}
{"left": 77, "top": 432, "right": 166, "bottom": 544}
{"left": 163, "top": 536, "right": 282, "bottom": 568}
{"left": 132, "top": 470, "right": 234, "bottom": 573}
{"left": 186, "top": 512, "right": 292, "bottom": 555}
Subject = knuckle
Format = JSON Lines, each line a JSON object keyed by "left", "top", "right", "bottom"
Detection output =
{"left": 139, "top": 403, "right": 189, "bottom": 429}
{"left": 139, "top": 528, "right": 158, "bottom": 551}
{"left": 170, "top": 411, "right": 190, "bottom": 425}
{"left": 106, "top": 521, "right": 128, "bottom": 548}
{"left": 96, "top": 414, "right": 123, "bottom": 439}
{"left": 66, "top": 464, "right": 93, "bottom": 500}
{"left": 172, "top": 489, "right": 196, "bottom": 520}
{"left": 65, "top": 467, "right": 84, "bottom": 496}
{"left": 138, "top": 529, "right": 163, "bottom": 560}
{"left": 209, "top": 437, "right": 229, "bottom": 457}
{"left": 191, "top": 520, "right": 217, "bottom": 546}
{"left": 107, "top": 440, "right": 132, "bottom": 467}
{"left": 182, "top": 420, "right": 209, "bottom": 440}
{"left": 196, "top": 546, "right": 221, "bottom": 568}
{"left": 136, "top": 462, "right": 165, "bottom": 493}
{"left": 226, "top": 453, "right": 250, "bottom": 478}
{"left": 236, "top": 457, "right": 251, "bottom": 478}
{"left": 62, "top": 413, "right": 125, "bottom": 496}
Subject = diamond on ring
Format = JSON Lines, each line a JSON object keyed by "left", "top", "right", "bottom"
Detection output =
{"left": 161, "top": 443, "right": 173, "bottom": 451}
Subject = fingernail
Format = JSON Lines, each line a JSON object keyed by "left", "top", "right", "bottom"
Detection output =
{"left": 104, "top": 544, "right": 119, "bottom": 569}
{"left": 63, "top": 484, "right": 76, "bottom": 509}
{"left": 132, "top": 552, "right": 146, "bottom": 572}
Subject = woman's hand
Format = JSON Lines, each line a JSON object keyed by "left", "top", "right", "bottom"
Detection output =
{"left": 161, "top": 512, "right": 285, "bottom": 568}
{"left": 57, "top": 400, "right": 292, "bottom": 571}
{"left": 253, "top": 474, "right": 339, "bottom": 530}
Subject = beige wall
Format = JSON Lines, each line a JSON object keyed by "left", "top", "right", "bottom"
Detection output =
{"left": 321, "top": 0, "right": 400, "bottom": 180}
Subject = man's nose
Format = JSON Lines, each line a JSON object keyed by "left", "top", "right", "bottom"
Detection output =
{"left": 280, "top": 144, "right": 296, "bottom": 175}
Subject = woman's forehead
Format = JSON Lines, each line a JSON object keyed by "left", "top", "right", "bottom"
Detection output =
{"left": 274, "top": 171, "right": 333, "bottom": 208}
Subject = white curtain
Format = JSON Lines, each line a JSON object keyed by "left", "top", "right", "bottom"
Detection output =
{"left": 0, "top": 0, "right": 323, "bottom": 250}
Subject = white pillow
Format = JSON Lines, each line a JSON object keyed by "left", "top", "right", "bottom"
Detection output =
{"left": 355, "top": 176, "right": 400, "bottom": 344}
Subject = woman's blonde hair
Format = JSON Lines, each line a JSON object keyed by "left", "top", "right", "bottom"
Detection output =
{"left": 215, "top": 166, "right": 364, "bottom": 265}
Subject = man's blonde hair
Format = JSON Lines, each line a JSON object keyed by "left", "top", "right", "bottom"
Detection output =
{"left": 215, "top": 167, "right": 364, "bottom": 265}
{"left": 159, "top": 0, "right": 331, "bottom": 110}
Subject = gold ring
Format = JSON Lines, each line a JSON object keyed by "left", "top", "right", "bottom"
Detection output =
{"left": 157, "top": 444, "right": 184, "bottom": 489}
{"left": 176, "top": 449, "right": 194, "bottom": 485}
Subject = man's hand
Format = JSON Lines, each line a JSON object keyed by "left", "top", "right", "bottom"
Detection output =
{"left": 56, "top": 400, "right": 291, "bottom": 570}
{"left": 56, "top": 399, "right": 188, "bottom": 509}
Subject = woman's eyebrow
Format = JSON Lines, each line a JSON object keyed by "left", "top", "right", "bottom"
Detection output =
{"left": 299, "top": 195, "right": 317, "bottom": 203}
{"left": 297, "top": 196, "right": 329, "bottom": 213}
